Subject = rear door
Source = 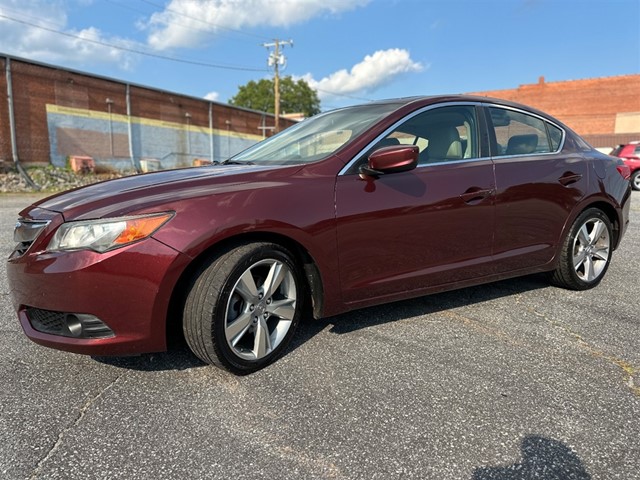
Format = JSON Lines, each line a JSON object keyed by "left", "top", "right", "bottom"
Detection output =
{"left": 486, "top": 105, "right": 588, "bottom": 273}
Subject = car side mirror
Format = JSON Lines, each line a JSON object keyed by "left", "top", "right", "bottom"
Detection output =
{"left": 359, "top": 145, "right": 419, "bottom": 178}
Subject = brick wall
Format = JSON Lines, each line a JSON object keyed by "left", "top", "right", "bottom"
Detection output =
{"left": 0, "top": 56, "right": 294, "bottom": 168}
{"left": 469, "top": 75, "right": 640, "bottom": 147}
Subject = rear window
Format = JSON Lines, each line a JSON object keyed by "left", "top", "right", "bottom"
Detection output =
{"left": 547, "top": 123, "right": 563, "bottom": 151}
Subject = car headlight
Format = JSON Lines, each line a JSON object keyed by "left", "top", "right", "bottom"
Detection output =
{"left": 47, "top": 212, "right": 174, "bottom": 253}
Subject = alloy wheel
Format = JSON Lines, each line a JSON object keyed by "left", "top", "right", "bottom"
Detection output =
{"left": 572, "top": 218, "right": 610, "bottom": 282}
{"left": 224, "top": 259, "right": 297, "bottom": 361}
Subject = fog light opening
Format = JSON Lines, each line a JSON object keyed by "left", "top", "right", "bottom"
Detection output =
{"left": 64, "top": 314, "right": 83, "bottom": 337}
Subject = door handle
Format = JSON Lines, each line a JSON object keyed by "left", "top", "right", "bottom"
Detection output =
{"left": 558, "top": 172, "right": 582, "bottom": 186}
{"left": 460, "top": 188, "right": 494, "bottom": 204}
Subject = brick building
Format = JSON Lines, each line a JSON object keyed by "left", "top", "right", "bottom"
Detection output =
{"left": 469, "top": 74, "right": 640, "bottom": 150}
{"left": 2, "top": 54, "right": 638, "bottom": 172}
{"left": 0, "top": 55, "right": 295, "bottom": 172}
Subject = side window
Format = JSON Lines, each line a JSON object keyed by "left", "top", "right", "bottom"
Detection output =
{"left": 489, "top": 107, "right": 561, "bottom": 156}
{"left": 368, "top": 105, "right": 478, "bottom": 165}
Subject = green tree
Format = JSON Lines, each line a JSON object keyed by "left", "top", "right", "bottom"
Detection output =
{"left": 229, "top": 77, "right": 321, "bottom": 118}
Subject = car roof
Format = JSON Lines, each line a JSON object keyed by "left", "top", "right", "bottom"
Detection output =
{"left": 358, "top": 94, "right": 558, "bottom": 120}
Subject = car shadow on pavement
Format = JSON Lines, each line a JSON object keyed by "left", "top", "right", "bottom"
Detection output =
{"left": 93, "top": 273, "right": 550, "bottom": 373}
{"left": 472, "top": 434, "right": 591, "bottom": 479}
{"left": 292, "top": 272, "right": 551, "bottom": 346}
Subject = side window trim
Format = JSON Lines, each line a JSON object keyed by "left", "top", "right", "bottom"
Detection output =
{"left": 480, "top": 105, "right": 497, "bottom": 158}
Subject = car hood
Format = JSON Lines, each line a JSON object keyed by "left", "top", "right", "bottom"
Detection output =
{"left": 29, "top": 164, "right": 298, "bottom": 221}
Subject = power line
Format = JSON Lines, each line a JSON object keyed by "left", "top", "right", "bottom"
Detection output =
{"left": 262, "top": 39, "right": 293, "bottom": 131}
{"left": 103, "top": 0, "right": 162, "bottom": 19}
{"left": 0, "top": 13, "right": 268, "bottom": 72}
{"left": 137, "top": 0, "right": 271, "bottom": 41}
{"left": 105, "top": 0, "right": 269, "bottom": 43}
{"left": 0, "top": 4, "right": 66, "bottom": 30}
{"left": 0, "top": 8, "right": 376, "bottom": 107}
{"left": 314, "top": 87, "right": 374, "bottom": 102}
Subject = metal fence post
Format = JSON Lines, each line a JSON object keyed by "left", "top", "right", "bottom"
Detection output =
{"left": 126, "top": 83, "right": 139, "bottom": 172}
{"left": 209, "top": 102, "right": 214, "bottom": 163}
{"left": 5, "top": 57, "right": 39, "bottom": 189}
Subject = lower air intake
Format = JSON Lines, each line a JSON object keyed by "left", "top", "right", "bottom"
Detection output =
{"left": 26, "top": 308, "right": 114, "bottom": 339}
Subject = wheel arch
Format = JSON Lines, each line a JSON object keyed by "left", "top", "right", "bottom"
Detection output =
{"left": 165, "top": 232, "right": 325, "bottom": 348}
{"left": 580, "top": 200, "right": 622, "bottom": 250}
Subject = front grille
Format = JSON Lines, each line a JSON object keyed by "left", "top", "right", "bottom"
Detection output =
{"left": 26, "top": 307, "right": 114, "bottom": 339}
{"left": 12, "top": 242, "right": 32, "bottom": 258}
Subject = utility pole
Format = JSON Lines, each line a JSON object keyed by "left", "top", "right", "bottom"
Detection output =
{"left": 262, "top": 39, "right": 292, "bottom": 132}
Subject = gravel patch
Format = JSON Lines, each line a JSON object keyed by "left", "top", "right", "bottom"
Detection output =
{"left": 0, "top": 166, "right": 130, "bottom": 193}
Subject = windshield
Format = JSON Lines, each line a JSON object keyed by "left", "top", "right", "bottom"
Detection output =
{"left": 229, "top": 102, "right": 405, "bottom": 165}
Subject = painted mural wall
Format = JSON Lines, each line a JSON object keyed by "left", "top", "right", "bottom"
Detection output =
{"left": 46, "top": 104, "right": 263, "bottom": 171}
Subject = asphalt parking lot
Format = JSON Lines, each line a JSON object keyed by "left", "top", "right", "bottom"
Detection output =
{"left": 1, "top": 192, "right": 639, "bottom": 480}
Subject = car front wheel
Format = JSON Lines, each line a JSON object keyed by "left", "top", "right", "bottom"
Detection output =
{"left": 183, "top": 242, "right": 303, "bottom": 374}
{"left": 551, "top": 208, "right": 613, "bottom": 290}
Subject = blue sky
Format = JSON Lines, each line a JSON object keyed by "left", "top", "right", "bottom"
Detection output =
{"left": 0, "top": 0, "right": 638, "bottom": 111}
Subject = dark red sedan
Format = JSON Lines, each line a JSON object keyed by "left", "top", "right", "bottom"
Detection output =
{"left": 7, "top": 95, "right": 632, "bottom": 374}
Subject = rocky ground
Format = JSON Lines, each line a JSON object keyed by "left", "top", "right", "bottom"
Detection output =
{"left": 0, "top": 165, "right": 129, "bottom": 194}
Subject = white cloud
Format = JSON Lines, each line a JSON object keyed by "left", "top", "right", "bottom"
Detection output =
{"left": 0, "top": 1, "right": 137, "bottom": 69}
{"left": 204, "top": 91, "right": 220, "bottom": 101}
{"left": 145, "top": 0, "right": 370, "bottom": 50}
{"left": 302, "top": 49, "right": 424, "bottom": 99}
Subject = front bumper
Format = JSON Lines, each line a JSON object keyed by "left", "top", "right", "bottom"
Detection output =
{"left": 7, "top": 233, "right": 190, "bottom": 356}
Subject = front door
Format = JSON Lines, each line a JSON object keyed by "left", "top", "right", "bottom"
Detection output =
{"left": 335, "top": 104, "right": 496, "bottom": 305}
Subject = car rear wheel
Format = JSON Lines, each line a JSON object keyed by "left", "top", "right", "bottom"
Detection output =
{"left": 631, "top": 170, "right": 640, "bottom": 191}
{"left": 183, "top": 242, "right": 303, "bottom": 374}
{"left": 550, "top": 208, "right": 612, "bottom": 290}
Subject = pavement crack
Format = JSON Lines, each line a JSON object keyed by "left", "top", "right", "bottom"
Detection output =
{"left": 529, "top": 307, "right": 640, "bottom": 398}
{"left": 28, "top": 374, "right": 125, "bottom": 480}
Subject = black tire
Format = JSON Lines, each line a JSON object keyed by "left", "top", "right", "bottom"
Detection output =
{"left": 550, "top": 208, "right": 613, "bottom": 290}
{"left": 631, "top": 170, "right": 640, "bottom": 191}
{"left": 183, "top": 242, "right": 303, "bottom": 374}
